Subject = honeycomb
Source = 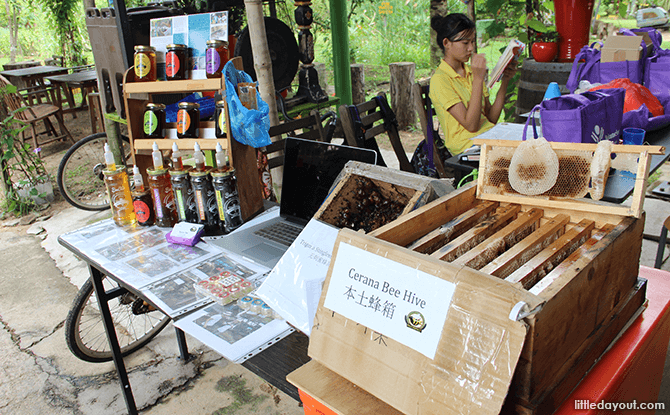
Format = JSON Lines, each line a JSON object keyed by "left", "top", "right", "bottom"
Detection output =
{"left": 481, "top": 146, "right": 593, "bottom": 199}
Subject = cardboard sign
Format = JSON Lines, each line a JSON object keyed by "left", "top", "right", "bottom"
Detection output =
{"left": 323, "top": 242, "right": 455, "bottom": 359}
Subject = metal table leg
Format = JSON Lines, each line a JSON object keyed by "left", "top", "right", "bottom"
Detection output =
{"left": 89, "top": 265, "right": 138, "bottom": 415}
{"left": 175, "top": 327, "right": 191, "bottom": 362}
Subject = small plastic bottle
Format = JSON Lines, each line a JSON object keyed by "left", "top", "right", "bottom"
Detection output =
{"left": 215, "top": 143, "right": 227, "bottom": 170}
{"left": 193, "top": 142, "right": 206, "bottom": 172}
{"left": 104, "top": 143, "right": 116, "bottom": 171}
{"left": 171, "top": 142, "right": 183, "bottom": 170}
{"left": 152, "top": 142, "right": 163, "bottom": 169}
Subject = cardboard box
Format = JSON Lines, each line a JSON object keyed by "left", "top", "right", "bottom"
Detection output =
{"left": 601, "top": 34, "right": 644, "bottom": 62}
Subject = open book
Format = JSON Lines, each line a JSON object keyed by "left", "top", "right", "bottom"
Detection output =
{"left": 486, "top": 39, "right": 525, "bottom": 89}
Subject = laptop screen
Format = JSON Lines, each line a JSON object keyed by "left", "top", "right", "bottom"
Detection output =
{"left": 279, "top": 137, "right": 377, "bottom": 223}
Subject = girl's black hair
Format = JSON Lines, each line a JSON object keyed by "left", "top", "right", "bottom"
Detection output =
{"left": 431, "top": 13, "right": 476, "bottom": 51}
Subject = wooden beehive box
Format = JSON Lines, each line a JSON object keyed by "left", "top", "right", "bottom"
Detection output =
{"left": 306, "top": 140, "right": 662, "bottom": 414}
{"left": 313, "top": 161, "right": 445, "bottom": 232}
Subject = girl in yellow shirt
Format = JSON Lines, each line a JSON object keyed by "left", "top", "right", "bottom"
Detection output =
{"left": 429, "top": 13, "right": 517, "bottom": 156}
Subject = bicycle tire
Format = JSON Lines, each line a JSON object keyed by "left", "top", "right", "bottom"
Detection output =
{"left": 57, "top": 132, "right": 131, "bottom": 211}
{"left": 65, "top": 276, "right": 171, "bottom": 363}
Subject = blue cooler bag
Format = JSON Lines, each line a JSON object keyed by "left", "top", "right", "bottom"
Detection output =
{"left": 524, "top": 88, "right": 625, "bottom": 143}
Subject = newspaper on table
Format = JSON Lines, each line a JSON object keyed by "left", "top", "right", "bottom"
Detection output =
{"left": 59, "top": 219, "right": 292, "bottom": 362}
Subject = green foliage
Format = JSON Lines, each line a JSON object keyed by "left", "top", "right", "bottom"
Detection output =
{"left": 0, "top": 85, "right": 50, "bottom": 216}
{"left": 40, "top": 0, "right": 87, "bottom": 66}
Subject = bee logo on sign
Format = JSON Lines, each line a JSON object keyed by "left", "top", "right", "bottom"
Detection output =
{"left": 405, "top": 311, "right": 426, "bottom": 332}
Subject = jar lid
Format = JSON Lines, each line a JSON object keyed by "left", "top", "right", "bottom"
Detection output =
{"left": 188, "top": 169, "right": 211, "bottom": 177}
{"left": 103, "top": 166, "right": 126, "bottom": 176}
{"left": 169, "top": 167, "right": 192, "bottom": 176}
{"left": 166, "top": 44, "right": 187, "bottom": 50}
{"left": 206, "top": 39, "right": 228, "bottom": 47}
{"left": 215, "top": 100, "right": 226, "bottom": 107}
{"left": 146, "top": 103, "right": 166, "bottom": 110}
{"left": 134, "top": 45, "right": 156, "bottom": 52}
{"left": 178, "top": 102, "right": 200, "bottom": 109}
{"left": 147, "top": 167, "right": 168, "bottom": 176}
{"left": 211, "top": 167, "right": 234, "bottom": 177}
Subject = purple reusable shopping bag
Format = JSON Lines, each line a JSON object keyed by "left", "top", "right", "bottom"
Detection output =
{"left": 523, "top": 88, "right": 625, "bottom": 143}
{"left": 566, "top": 43, "right": 602, "bottom": 93}
{"left": 644, "top": 51, "right": 670, "bottom": 96}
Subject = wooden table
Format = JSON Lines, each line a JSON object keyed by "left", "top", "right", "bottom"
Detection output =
{"left": 45, "top": 70, "right": 99, "bottom": 122}
{"left": 0, "top": 65, "right": 68, "bottom": 105}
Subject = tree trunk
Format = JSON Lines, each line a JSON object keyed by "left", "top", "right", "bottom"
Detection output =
{"left": 430, "top": 0, "right": 449, "bottom": 67}
{"left": 5, "top": 1, "right": 18, "bottom": 63}
{"left": 350, "top": 64, "right": 365, "bottom": 104}
{"left": 467, "top": 0, "right": 477, "bottom": 53}
{"left": 244, "top": 0, "right": 282, "bottom": 193}
{"left": 389, "top": 62, "right": 415, "bottom": 130}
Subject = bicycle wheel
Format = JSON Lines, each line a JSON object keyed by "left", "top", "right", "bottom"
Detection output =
{"left": 57, "top": 132, "right": 131, "bottom": 211}
{"left": 65, "top": 276, "right": 170, "bottom": 363}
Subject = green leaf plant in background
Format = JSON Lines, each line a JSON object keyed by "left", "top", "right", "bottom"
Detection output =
{"left": 0, "top": 84, "right": 51, "bottom": 216}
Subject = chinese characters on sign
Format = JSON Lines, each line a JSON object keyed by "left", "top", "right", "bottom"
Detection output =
{"left": 324, "top": 242, "right": 455, "bottom": 359}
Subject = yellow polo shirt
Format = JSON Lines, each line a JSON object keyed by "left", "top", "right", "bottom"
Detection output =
{"left": 429, "top": 60, "right": 495, "bottom": 155}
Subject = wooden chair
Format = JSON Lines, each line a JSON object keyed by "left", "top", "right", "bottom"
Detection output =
{"left": 0, "top": 74, "right": 75, "bottom": 151}
{"left": 265, "top": 109, "right": 328, "bottom": 170}
{"left": 412, "top": 82, "right": 451, "bottom": 178}
{"left": 338, "top": 93, "right": 413, "bottom": 173}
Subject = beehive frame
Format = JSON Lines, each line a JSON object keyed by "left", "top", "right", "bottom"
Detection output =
{"left": 473, "top": 139, "right": 665, "bottom": 218}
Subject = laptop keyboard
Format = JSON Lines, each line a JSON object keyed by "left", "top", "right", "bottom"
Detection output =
{"left": 254, "top": 222, "right": 302, "bottom": 246}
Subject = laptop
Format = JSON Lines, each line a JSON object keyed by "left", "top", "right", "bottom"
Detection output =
{"left": 211, "top": 137, "right": 377, "bottom": 268}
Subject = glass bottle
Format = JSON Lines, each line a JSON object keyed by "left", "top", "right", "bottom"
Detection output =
{"left": 189, "top": 168, "right": 222, "bottom": 235}
{"left": 215, "top": 100, "right": 227, "bottom": 138}
{"left": 205, "top": 40, "right": 229, "bottom": 79}
{"left": 103, "top": 166, "right": 137, "bottom": 227}
{"left": 212, "top": 168, "right": 243, "bottom": 233}
{"left": 147, "top": 167, "right": 177, "bottom": 227}
{"left": 165, "top": 43, "right": 188, "bottom": 80}
{"left": 133, "top": 45, "right": 157, "bottom": 82}
{"left": 177, "top": 102, "right": 200, "bottom": 138}
{"left": 170, "top": 168, "right": 196, "bottom": 223}
{"left": 132, "top": 165, "right": 154, "bottom": 226}
{"left": 143, "top": 103, "right": 165, "bottom": 139}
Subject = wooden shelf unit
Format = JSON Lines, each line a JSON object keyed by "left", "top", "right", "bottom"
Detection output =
{"left": 122, "top": 58, "right": 263, "bottom": 220}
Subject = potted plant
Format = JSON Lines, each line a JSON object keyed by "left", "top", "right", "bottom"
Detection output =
{"left": 531, "top": 30, "right": 560, "bottom": 63}
{"left": 0, "top": 89, "right": 54, "bottom": 215}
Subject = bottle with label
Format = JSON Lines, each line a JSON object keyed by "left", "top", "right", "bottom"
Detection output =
{"left": 177, "top": 102, "right": 200, "bottom": 138}
{"left": 133, "top": 45, "right": 157, "bottom": 82}
{"left": 131, "top": 165, "right": 155, "bottom": 226}
{"left": 215, "top": 100, "right": 227, "bottom": 138}
{"left": 165, "top": 44, "right": 188, "bottom": 80}
{"left": 143, "top": 103, "right": 165, "bottom": 139}
{"left": 147, "top": 167, "right": 178, "bottom": 227}
{"left": 170, "top": 168, "right": 196, "bottom": 223}
{"left": 205, "top": 40, "right": 229, "bottom": 79}
{"left": 211, "top": 168, "right": 243, "bottom": 233}
{"left": 189, "top": 168, "right": 222, "bottom": 235}
{"left": 102, "top": 143, "right": 137, "bottom": 227}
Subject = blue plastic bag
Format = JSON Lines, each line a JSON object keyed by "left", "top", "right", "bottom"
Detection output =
{"left": 223, "top": 61, "right": 271, "bottom": 148}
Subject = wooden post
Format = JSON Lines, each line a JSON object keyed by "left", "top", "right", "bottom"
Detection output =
{"left": 389, "top": 62, "right": 415, "bottom": 130}
{"left": 350, "top": 64, "right": 365, "bottom": 104}
{"left": 244, "top": 0, "right": 282, "bottom": 195}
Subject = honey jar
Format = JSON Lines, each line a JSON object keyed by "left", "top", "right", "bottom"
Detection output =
{"left": 133, "top": 45, "right": 157, "bottom": 82}
{"left": 177, "top": 102, "right": 200, "bottom": 138}
{"left": 143, "top": 103, "right": 166, "bottom": 139}
{"left": 165, "top": 44, "right": 188, "bottom": 80}
{"left": 205, "top": 40, "right": 229, "bottom": 79}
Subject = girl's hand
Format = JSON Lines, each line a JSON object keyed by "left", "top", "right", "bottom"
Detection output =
{"left": 471, "top": 54, "right": 488, "bottom": 80}
{"left": 502, "top": 60, "right": 518, "bottom": 82}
